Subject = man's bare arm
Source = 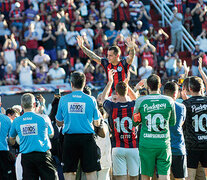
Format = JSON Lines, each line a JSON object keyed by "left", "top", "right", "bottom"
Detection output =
{"left": 126, "top": 37, "right": 136, "bottom": 65}
{"left": 77, "top": 35, "right": 102, "bottom": 64}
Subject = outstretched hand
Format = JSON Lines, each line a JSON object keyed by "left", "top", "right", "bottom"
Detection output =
{"left": 198, "top": 57, "right": 203, "bottom": 71}
{"left": 125, "top": 37, "right": 135, "bottom": 50}
{"left": 76, "top": 35, "right": 84, "bottom": 48}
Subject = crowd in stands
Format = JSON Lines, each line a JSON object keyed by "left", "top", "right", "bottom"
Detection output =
{"left": 1, "top": 0, "right": 207, "bottom": 89}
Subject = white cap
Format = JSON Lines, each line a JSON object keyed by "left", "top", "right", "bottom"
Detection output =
{"left": 15, "top": 2, "right": 20, "bottom": 8}
{"left": 137, "top": 20, "right": 143, "bottom": 25}
{"left": 168, "top": 45, "right": 175, "bottom": 49}
{"left": 20, "top": 45, "right": 27, "bottom": 52}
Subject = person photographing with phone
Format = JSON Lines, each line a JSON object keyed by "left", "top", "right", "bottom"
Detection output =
{"left": 77, "top": 35, "right": 136, "bottom": 94}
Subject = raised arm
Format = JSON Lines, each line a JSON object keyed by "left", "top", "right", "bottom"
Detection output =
{"left": 77, "top": 35, "right": 102, "bottom": 64}
{"left": 125, "top": 37, "right": 136, "bottom": 65}
{"left": 101, "top": 69, "right": 115, "bottom": 103}
{"left": 198, "top": 58, "right": 207, "bottom": 91}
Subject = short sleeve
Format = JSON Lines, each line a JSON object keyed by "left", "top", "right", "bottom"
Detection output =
{"left": 101, "top": 58, "right": 109, "bottom": 71}
{"left": 103, "top": 100, "right": 112, "bottom": 115}
{"left": 9, "top": 119, "right": 17, "bottom": 138}
{"left": 56, "top": 98, "right": 63, "bottom": 122}
{"left": 121, "top": 58, "right": 130, "bottom": 72}
{"left": 44, "top": 115, "right": 54, "bottom": 136}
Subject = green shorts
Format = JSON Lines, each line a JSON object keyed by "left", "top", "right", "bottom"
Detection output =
{"left": 139, "top": 146, "right": 172, "bottom": 177}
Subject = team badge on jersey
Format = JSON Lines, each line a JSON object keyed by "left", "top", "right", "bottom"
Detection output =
{"left": 20, "top": 124, "right": 38, "bottom": 136}
{"left": 68, "top": 102, "right": 86, "bottom": 114}
{"left": 117, "top": 66, "right": 123, "bottom": 72}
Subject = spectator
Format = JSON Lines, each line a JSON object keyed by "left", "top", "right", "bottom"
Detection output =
{"left": 164, "top": 45, "right": 179, "bottom": 78}
{"left": 4, "top": 64, "right": 17, "bottom": 85}
{"left": 63, "top": 0, "right": 77, "bottom": 22}
{"left": 94, "top": 22, "right": 104, "bottom": 49}
{"left": 72, "top": 10, "right": 84, "bottom": 32}
{"left": 100, "top": 0, "right": 113, "bottom": 20}
{"left": 120, "top": 22, "right": 131, "bottom": 40}
{"left": 55, "top": 22, "right": 67, "bottom": 59}
{"left": 139, "top": 59, "right": 153, "bottom": 79}
{"left": 3, "top": 34, "right": 17, "bottom": 71}
{"left": 170, "top": 6, "right": 183, "bottom": 52}
{"left": 140, "top": 39, "right": 156, "bottom": 67}
{"left": 17, "top": 45, "right": 28, "bottom": 67}
{"left": 184, "top": 7, "right": 192, "bottom": 32}
{"left": 65, "top": 25, "right": 79, "bottom": 58}
{"left": 48, "top": 61, "right": 66, "bottom": 84}
{"left": 39, "top": 2, "right": 47, "bottom": 22}
{"left": 137, "top": 5, "right": 151, "bottom": 30}
{"left": 191, "top": 3, "right": 203, "bottom": 37}
{"left": 114, "top": 0, "right": 129, "bottom": 29}
{"left": 94, "top": 65, "right": 106, "bottom": 87}
{"left": 80, "top": 22, "right": 94, "bottom": 50}
{"left": 36, "top": 65, "right": 48, "bottom": 84}
{"left": 0, "top": 14, "right": 10, "bottom": 45}
{"left": 24, "top": 23, "right": 38, "bottom": 60}
{"left": 191, "top": 41, "right": 205, "bottom": 76}
{"left": 135, "top": 21, "right": 145, "bottom": 45}
{"left": 33, "top": 46, "right": 50, "bottom": 73}
{"left": 148, "top": 24, "right": 156, "bottom": 45}
{"left": 176, "top": 59, "right": 185, "bottom": 78}
{"left": 114, "top": 34, "right": 127, "bottom": 58}
{"left": 84, "top": 60, "right": 95, "bottom": 88}
{"left": 78, "top": 0, "right": 88, "bottom": 20}
{"left": 75, "top": 58, "right": 84, "bottom": 73}
{"left": 24, "top": 3, "right": 37, "bottom": 27}
{"left": 155, "top": 28, "right": 169, "bottom": 65}
{"left": 9, "top": 2, "right": 23, "bottom": 33}
{"left": 105, "top": 22, "right": 118, "bottom": 46}
{"left": 196, "top": 29, "right": 207, "bottom": 53}
{"left": 141, "top": 0, "right": 151, "bottom": 13}
{"left": 32, "top": 15, "right": 45, "bottom": 44}
{"left": 17, "top": 58, "right": 36, "bottom": 86}
{"left": 129, "top": 0, "right": 144, "bottom": 30}
{"left": 42, "top": 24, "right": 57, "bottom": 61}
{"left": 156, "top": 60, "right": 167, "bottom": 82}
{"left": 88, "top": 2, "right": 99, "bottom": 21}
{"left": 58, "top": 49, "right": 71, "bottom": 79}
{"left": 0, "top": 53, "right": 6, "bottom": 85}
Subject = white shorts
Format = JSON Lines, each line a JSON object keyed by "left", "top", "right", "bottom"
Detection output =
{"left": 112, "top": 147, "right": 140, "bottom": 176}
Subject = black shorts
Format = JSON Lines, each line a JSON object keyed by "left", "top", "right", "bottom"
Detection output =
{"left": 21, "top": 150, "right": 58, "bottom": 180}
{"left": 63, "top": 134, "right": 101, "bottom": 173}
{"left": 171, "top": 155, "right": 188, "bottom": 178}
{"left": 0, "top": 151, "right": 16, "bottom": 180}
{"left": 187, "top": 150, "right": 207, "bottom": 168}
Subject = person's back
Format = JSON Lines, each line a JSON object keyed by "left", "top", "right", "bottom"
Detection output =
{"left": 133, "top": 74, "right": 176, "bottom": 179}
{"left": 10, "top": 112, "right": 52, "bottom": 154}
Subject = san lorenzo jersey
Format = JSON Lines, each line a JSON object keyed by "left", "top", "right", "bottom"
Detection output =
{"left": 0, "top": 114, "right": 11, "bottom": 151}
{"left": 183, "top": 96, "right": 207, "bottom": 150}
{"left": 101, "top": 58, "right": 130, "bottom": 92}
{"left": 9, "top": 112, "right": 53, "bottom": 154}
{"left": 103, "top": 100, "right": 138, "bottom": 148}
{"left": 56, "top": 91, "right": 101, "bottom": 134}
{"left": 133, "top": 94, "right": 176, "bottom": 149}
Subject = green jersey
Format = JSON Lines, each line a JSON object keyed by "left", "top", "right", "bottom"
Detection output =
{"left": 133, "top": 94, "right": 176, "bottom": 149}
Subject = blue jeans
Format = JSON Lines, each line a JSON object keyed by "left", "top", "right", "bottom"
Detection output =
{"left": 166, "top": 68, "right": 176, "bottom": 77}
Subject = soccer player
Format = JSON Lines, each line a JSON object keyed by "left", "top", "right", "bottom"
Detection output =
{"left": 77, "top": 35, "right": 135, "bottom": 94}
{"left": 182, "top": 76, "right": 207, "bottom": 180}
{"left": 133, "top": 74, "right": 176, "bottom": 180}
{"left": 164, "top": 82, "right": 188, "bottom": 180}
{"left": 0, "top": 112, "right": 13, "bottom": 180}
{"left": 9, "top": 93, "right": 58, "bottom": 180}
{"left": 56, "top": 71, "right": 104, "bottom": 180}
{"left": 102, "top": 70, "right": 140, "bottom": 180}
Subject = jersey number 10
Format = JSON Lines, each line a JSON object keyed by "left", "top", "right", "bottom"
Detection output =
{"left": 192, "top": 114, "right": 207, "bottom": 132}
{"left": 114, "top": 117, "right": 132, "bottom": 133}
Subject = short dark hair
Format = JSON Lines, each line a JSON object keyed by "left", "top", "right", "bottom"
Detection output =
{"left": 6, "top": 108, "right": 16, "bottom": 116}
{"left": 164, "top": 81, "right": 178, "bottom": 97}
{"left": 189, "top": 76, "right": 203, "bottom": 93}
{"left": 108, "top": 46, "right": 121, "bottom": 56}
{"left": 182, "top": 77, "right": 190, "bottom": 92}
{"left": 70, "top": 71, "right": 86, "bottom": 89}
{"left": 116, "top": 82, "right": 127, "bottom": 96}
{"left": 147, "top": 74, "right": 161, "bottom": 91}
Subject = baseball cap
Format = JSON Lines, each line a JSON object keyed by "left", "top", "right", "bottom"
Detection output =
{"left": 172, "top": 6, "right": 177, "bottom": 11}
{"left": 137, "top": 20, "right": 143, "bottom": 25}
{"left": 38, "top": 46, "right": 44, "bottom": 51}
{"left": 20, "top": 45, "right": 27, "bottom": 52}
{"left": 195, "top": 41, "right": 200, "bottom": 46}
{"left": 15, "top": 2, "right": 20, "bottom": 8}
{"left": 168, "top": 45, "right": 175, "bottom": 49}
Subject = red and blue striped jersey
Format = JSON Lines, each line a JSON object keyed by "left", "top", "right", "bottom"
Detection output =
{"left": 101, "top": 58, "right": 130, "bottom": 93}
{"left": 103, "top": 100, "right": 138, "bottom": 148}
